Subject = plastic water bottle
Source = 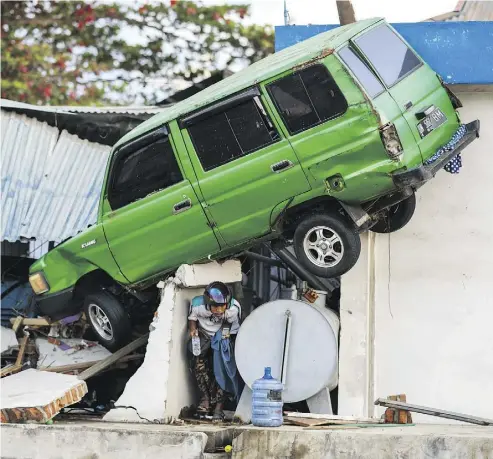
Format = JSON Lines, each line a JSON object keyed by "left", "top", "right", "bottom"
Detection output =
{"left": 251, "top": 367, "right": 283, "bottom": 427}
{"left": 192, "top": 335, "right": 201, "bottom": 356}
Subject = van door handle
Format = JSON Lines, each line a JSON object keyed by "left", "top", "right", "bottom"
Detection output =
{"left": 173, "top": 198, "right": 192, "bottom": 214}
{"left": 271, "top": 160, "right": 293, "bottom": 173}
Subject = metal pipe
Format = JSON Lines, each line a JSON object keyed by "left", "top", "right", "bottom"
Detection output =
{"left": 243, "top": 251, "right": 283, "bottom": 267}
{"left": 270, "top": 243, "right": 333, "bottom": 296}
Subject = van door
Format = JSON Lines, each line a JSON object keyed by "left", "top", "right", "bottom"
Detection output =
{"left": 180, "top": 90, "right": 311, "bottom": 246}
{"left": 352, "top": 23, "right": 460, "bottom": 160}
{"left": 263, "top": 59, "right": 396, "bottom": 203}
{"left": 102, "top": 127, "right": 220, "bottom": 283}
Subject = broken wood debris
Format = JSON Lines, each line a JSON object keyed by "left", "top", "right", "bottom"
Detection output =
{"left": 375, "top": 398, "right": 493, "bottom": 426}
{"left": 78, "top": 333, "right": 149, "bottom": 381}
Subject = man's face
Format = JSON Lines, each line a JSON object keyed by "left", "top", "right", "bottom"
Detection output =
{"left": 211, "top": 304, "right": 227, "bottom": 316}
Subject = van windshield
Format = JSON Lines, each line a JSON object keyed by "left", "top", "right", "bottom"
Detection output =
{"left": 355, "top": 24, "right": 421, "bottom": 87}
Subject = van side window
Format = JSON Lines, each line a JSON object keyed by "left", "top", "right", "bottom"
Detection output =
{"left": 188, "top": 97, "right": 279, "bottom": 172}
{"left": 109, "top": 135, "right": 182, "bottom": 210}
{"left": 355, "top": 25, "right": 421, "bottom": 87}
{"left": 338, "top": 46, "right": 384, "bottom": 98}
{"left": 267, "top": 64, "right": 348, "bottom": 135}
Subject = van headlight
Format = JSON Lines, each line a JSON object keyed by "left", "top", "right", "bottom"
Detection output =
{"left": 29, "top": 272, "right": 50, "bottom": 294}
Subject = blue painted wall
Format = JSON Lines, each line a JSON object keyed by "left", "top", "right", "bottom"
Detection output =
{"left": 275, "top": 22, "right": 493, "bottom": 84}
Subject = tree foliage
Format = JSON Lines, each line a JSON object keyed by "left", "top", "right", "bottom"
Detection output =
{"left": 1, "top": 1, "right": 274, "bottom": 105}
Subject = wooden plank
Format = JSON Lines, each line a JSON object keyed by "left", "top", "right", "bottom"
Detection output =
{"left": 284, "top": 416, "right": 332, "bottom": 427}
{"left": 11, "top": 317, "right": 23, "bottom": 333}
{"left": 77, "top": 334, "right": 149, "bottom": 381}
{"left": 284, "top": 412, "right": 382, "bottom": 424}
{"left": 0, "top": 364, "right": 22, "bottom": 378}
{"left": 39, "top": 354, "right": 144, "bottom": 373}
{"left": 10, "top": 317, "right": 51, "bottom": 327}
{"left": 375, "top": 398, "right": 493, "bottom": 426}
{"left": 15, "top": 335, "right": 29, "bottom": 367}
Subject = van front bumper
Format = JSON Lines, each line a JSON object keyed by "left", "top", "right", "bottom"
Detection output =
{"left": 35, "top": 287, "right": 79, "bottom": 321}
{"left": 392, "top": 120, "right": 480, "bottom": 188}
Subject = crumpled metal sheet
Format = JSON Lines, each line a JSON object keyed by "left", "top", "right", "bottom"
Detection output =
{"left": 1, "top": 111, "right": 110, "bottom": 251}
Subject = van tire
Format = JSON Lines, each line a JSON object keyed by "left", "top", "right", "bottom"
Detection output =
{"left": 84, "top": 292, "right": 131, "bottom": 352}
{"left": 371, "top": 193, "right": 416, "bottom": 234}
{"left": 293, "top": 213, "right": 361, "bottom": 278}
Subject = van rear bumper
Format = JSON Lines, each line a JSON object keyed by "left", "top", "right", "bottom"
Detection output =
{"left": 392, "top": 120, "right": 480, "bottom": 188}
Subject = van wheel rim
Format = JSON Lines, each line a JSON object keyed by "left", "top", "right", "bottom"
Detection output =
{"left": 88, "top": 304, "right": 113, "bottom": 340}
{"left": 303, "top": 226, "right": 344, "bottom": 268}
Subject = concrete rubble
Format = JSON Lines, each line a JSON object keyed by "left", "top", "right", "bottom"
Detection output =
{"left": 1, "top": 326, "right": 18, "bottom": 355}
{"left": 36, "top": 337, "right": 112, "bottom": 369}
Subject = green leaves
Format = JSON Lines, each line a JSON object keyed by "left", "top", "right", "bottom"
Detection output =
{"left": 1, "top": 1, "right": 274, "bottom": 106}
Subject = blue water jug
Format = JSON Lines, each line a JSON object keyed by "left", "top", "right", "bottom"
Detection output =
{"left": 251, "top": 367, "right": 283, "bottom": 427}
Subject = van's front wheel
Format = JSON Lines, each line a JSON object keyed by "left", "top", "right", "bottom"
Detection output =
{"left": 84, "top": 292, "right": 131, "bottom": 352}
{"left": 293, "top": 214, "right": 361, "bottom": 278}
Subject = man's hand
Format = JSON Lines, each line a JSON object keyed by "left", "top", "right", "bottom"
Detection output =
{"left": 190, "top": 328, "right": 198, "bottom": 338}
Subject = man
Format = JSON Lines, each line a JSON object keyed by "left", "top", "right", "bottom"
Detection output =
{"left": 188, "top": 281, "right": 241, "bottom": 420}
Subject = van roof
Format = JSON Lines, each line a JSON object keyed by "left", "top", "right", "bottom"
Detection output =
{"left": 114, "top": 17, "right": 383, "bottom": 150}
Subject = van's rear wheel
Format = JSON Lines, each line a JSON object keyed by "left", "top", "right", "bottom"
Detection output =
{"left": 371, "top": 193, "right": 416, "bottom": 234}
{"left": 84, "top": 292, "right": 131, "bottom": 352}
{"left": 293, "top": 213, "right": 361, "bottom": 278}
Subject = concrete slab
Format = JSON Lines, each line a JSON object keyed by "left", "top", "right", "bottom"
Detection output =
{"left": 1, "top": 369, "right": 87, "bottom": 423}
{"left": 233, "top": 424, "right": 493, "bottom": 459}
{"left": 175, "top": 260, "right": 242, "bottom": 287}
{"left": 2, "top": 421, "right": 492, "bottom": 459}
{"left": 0, "top": 422, "right": 210, "bottom": 459}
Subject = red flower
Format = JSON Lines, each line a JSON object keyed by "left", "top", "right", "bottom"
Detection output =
{"left": 138, "top": 6, "right": 147, "bottom": 14}
{"left": 43, "top": 86, "right": 52, "bottom": 98}
{"left": 19, "top": 65, "right": 28, "bottom": 73}
{"left": 69, "top": 92, "right": 76, "bottom": 100}
{"left": 77, "top": 21, "right": 84, "bottom": 30}
{"left": 19, "top": 93, "right": 26, "bottom": 101}
{"left": 170, "top": 0, "right": 177, "bottom": 6}
{"left": 186, "top": 7, "right": 196, "bottom": 15}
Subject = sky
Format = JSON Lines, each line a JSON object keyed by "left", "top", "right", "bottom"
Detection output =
{"left": 201, "top": 0, "right": 459, "bottom": 25}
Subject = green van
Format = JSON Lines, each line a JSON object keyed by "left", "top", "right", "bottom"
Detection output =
{"left": 29, "top": 18, "right": 479, "bottom": 349}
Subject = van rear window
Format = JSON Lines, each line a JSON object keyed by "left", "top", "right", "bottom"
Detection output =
{"left": 355, "top": 25, "right": 421, "bottom": 87}
{"left": 338, "top": 46, "right": 384, "bottom": 98}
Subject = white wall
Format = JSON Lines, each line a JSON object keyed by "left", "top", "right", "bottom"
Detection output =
{"left": 339, "top": 88, "right": 493, "bottom": 422}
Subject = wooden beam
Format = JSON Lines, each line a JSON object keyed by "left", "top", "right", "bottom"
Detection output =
{"left": 15, "top": 335, "right": 29, "bottom": 367}
{"left": 78, "top": 334, "right": 149, "bottom": 381}
{"left": 10, "top": 317, "right": 51, "bottom": 327}
{"left": 11, "top": 317, "right": 23, "bottom": 333}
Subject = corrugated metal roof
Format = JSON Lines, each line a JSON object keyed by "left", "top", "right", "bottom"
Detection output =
{"left": 113, "top": 18, "right": 382, "bottom": 150}
{"left": 1, "top": 98, "right": 165, "bottom": 115}
{"left": 1, "top": 111, "right": 110, "bottom": 248}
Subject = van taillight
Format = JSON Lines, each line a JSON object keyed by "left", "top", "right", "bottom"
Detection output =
{"left": 380, "top": 123, "right": 403, "bottom": 160}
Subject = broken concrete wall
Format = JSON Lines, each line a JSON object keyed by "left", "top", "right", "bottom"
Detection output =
{"left": 338, "top": 90, "right": 493, "bottom": 422}
{"left": 104, "top": 261, "right": 243, "bottom": 423}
